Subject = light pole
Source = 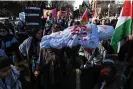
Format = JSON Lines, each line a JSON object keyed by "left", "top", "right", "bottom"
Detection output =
{"left": 108, "top": 4, "right": 111, "bottom": 17}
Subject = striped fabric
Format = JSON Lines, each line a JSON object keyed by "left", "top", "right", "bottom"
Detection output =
{"left": 19, "top": 37, "right": 32, "bottom": 56}
{"left": 0, "top": 65, "right": 22, "bottom": 89}
{"left": 19, "top": 37, "right": 40, "bottom": 69}
{"left": 78, "top": 42, "right": 106, "bottom": 66}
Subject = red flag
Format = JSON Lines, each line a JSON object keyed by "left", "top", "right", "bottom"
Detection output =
{"left": 81, "top": 9, "right": 89, "bottom": 24}
{"left": 67, "top": 8, "right": 71, "bottom": 16}
{"left": 92, "top": 9, "right": 98, "bottom": 23}
{"left": 122, "top": 0, "right": 133, "bottom": 19}
{"left": 93, "top": 9, "right": 97, "bottom": 19}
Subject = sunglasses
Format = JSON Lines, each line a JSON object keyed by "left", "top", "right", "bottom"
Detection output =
{"left": 0, "top": 66, "right": 11, "bottom": 73}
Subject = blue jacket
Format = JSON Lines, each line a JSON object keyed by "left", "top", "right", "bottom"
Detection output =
{"left": 0, "top": 65, "right": 22, "bottom": 89}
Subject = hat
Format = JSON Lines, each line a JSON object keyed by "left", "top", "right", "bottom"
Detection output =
{"left": 0, "top": 56, "right": 12, "bottom": 71}
{"left": 103, "top": 59, "right": 114, "bottom": 64}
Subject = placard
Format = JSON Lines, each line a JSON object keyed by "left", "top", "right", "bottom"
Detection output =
{"left": 24, "top": 6, "right": 41, "bottom": 30}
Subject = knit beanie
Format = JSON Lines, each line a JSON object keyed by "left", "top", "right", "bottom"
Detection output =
{"left": 0, "top": 56, "right": 12, "bottom": 71}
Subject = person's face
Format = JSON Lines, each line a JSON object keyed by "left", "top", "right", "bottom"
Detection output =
{"left": 35, "top": 30, "right": 43, "bottom": 41}
{"left": 0, "top": 66, "right": 12, "bottom": 77}
{"left": 72, "top": 22, "right": 76, "bottom": 26}
{"left": 106, "top": 20, "right": 110, "bottom": 24}
{"left": 0, "top": 28, "right": 7, "bottom": 36}
{"left": 93, "top": 20, "right": 97, "bottom": 24}
{"left": 102, "top": 20, "right": 106, "bottom": 25}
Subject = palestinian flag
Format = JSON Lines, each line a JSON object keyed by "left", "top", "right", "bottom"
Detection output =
{"left": 79, "top": 1, "right": 88, "bottom": 16}
{"left": 110, "top": 0, "right": 133, "bottom": 53}
{"left": 81, "top": 9, "right": 89, "bottom": 25}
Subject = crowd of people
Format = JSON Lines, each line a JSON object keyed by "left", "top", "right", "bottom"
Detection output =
{"left": 0, "top": 11, "right": 133, "bottom": 89}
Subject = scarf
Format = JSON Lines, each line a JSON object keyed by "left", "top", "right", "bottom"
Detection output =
{"left": 0, "top": 65, "right": 22, "bottom": 89}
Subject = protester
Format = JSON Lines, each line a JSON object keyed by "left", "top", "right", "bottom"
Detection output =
{"left": 57, "top": 16, "right": 63, "bottom": 25}
{"left": 37, "top": 23, "right": 65, "bottom": 89}
{"left": 101, "top": 19, "right": 106, "bottom": 25}
{"left": 19, "top": 27, "right": 43, "bottom": 89}
{"left": 0, "top": 3, "right": 125, "bottom": 89}
{"left": 68, "top": 17, "right": 75, "bottom": 27}
{"left": 0, "top": 22, "right": 19, "bottom": 64}
{"left": 105, "top": 19, "right": 111, "bottom": 25}
{"left": 111, "top": 19, "right": 118, "bottom": 28}
{"left": 93, "top": 19, "right": 100, "bottom": 25}
{"left": 55, "top": 16, "right": 63, "bottom": 30}
{"left": 46, "top": 23, "right": 62, "bottom": 35}
{"left": 51, "top": 23, "right": 62, "bottom": 33}
{"left": 61, "top": 16, "right": 68, "bottom": 29}
{"left": 118, "top": 24, "right": 133, "bottom": 89}
{"left": 101, "top": 40, "right": 114, "bottom": 54}
{"left": 4, "top": 19, "right": 14, "bottom": 34}
{"left": 0, "top": 56, "right": 22, "bottom": 89}
{"left": 74, "top": 21, "right": 81, "bottom": 26}
{"left": 45, "top": 13, "right": 53, "bottom": 35}
{"left": 98, "top": 55, "right": 117, "bottom": 89}
{"left": 78, "top": 47, "right": 101, "bottom": 89}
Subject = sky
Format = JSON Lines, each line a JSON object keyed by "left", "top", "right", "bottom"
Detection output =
{"left": 74, "top": 0, "right": 83, "bottom": 10}
{"left": 74, "top": 0, "right": 124, "bottom": 10}
{"left": 74, "top": 0, "right": 92, "bottom": 10}
{"left": 74, "top": 0, "right": 93, "bottom": 10}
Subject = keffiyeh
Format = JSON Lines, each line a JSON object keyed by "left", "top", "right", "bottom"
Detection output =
{"left": 0, "top": 65, "right": 22, "bottom": 89}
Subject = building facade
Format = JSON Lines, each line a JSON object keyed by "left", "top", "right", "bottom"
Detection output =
{"left": 91, "top": 0, "right": 123, "bottom": 18}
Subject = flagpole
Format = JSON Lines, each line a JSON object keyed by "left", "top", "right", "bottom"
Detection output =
{"left": 116, "top": 1, "right": 123, "bottom": 53}
{"left": 92, "top": 0, "right": 97, "bottom": 24}
{"left": 131, "top": 0, "right": 133, "bottom": 35}
{"left": 95, "top": 0, "right": 97, "bottom": 18}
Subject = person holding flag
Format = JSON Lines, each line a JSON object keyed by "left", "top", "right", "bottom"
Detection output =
{"left": 110, "top": 0, "right": 133, "bottom": 53}
{"left": 110, "top": 0, "right": 133, "bottom": 89}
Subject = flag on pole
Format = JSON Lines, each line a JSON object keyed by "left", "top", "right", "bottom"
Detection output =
{"left": 110, "top": 0, "right": 133, "bottom": 53}
{"left": 43, "top": 8, "right": 57, "bottom": 19}
{"left": 67, "top": 8, "right": 72, "bottom": 16}
{"left": 79, "top": 2, "right": 88, "bottom": 16}
{"left": 92, "top": 9, "right": 98, "bottom": 23}
{"left": 43, "top": 9, "right": 52, "bottom": 18}
{"left": 52, "top": 8, "right": 57, "bottom": 18}
{"left": 81, "top": 9, "right": 89, "bottom": 25}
